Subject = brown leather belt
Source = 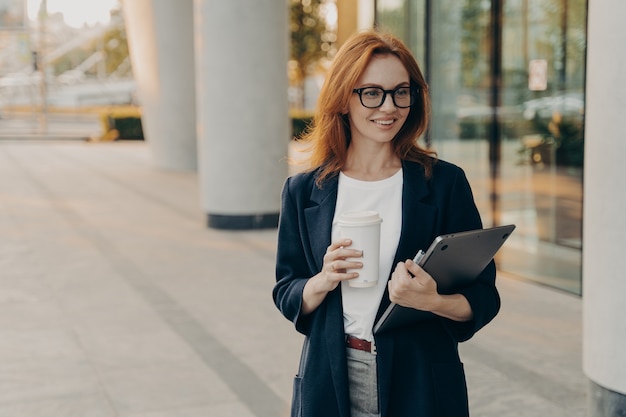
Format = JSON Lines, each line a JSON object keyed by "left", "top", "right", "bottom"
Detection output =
{"left": 346, "top": 335, "right": 377, "bottom": 355}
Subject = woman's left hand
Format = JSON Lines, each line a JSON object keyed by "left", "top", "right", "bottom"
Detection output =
{"left": 388, "top": 259, "right": 441, "bottom": 312}
{"left": 388, "top": 259, "right": 474, "bottom": 322}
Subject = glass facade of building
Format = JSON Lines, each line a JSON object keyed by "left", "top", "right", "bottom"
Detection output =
{"left": 376, "top": 0, "right": 587, "bottom": 294}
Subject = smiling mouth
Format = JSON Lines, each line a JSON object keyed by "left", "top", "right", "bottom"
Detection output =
{"left": 372, "top": 119, "right": 395, "bottom": 125}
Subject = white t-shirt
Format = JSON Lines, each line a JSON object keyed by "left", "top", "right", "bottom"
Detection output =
{"left": 331, "top": 169, "right": 403, "bottom": 342}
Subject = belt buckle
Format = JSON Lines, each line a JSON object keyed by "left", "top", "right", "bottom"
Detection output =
{"left": 370, "top": 340, "right": 377, "bottom": 355}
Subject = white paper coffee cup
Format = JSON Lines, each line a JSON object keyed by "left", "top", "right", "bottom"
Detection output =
{"left": 337, "top": 211, "right": 382, "bottom": 288}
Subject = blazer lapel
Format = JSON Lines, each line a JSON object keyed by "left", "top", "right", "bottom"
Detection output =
{"left": 393, "top": 160, "right": 437, "bottom": 265}
{"left": 376, "top": 160, "right": 437, "bottom": 319}
{"left": 304, "top": 175, "right": 339, "bottom": 272}
{"left": 302, "top": 175, "right": 352, "bottom": 416}
{"left": 376, "top": 161, "right": 438, "bottom": 417}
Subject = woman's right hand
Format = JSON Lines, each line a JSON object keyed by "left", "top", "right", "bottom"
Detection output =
{"left": 301, "top": 239, "right": 363, "bottom": 314}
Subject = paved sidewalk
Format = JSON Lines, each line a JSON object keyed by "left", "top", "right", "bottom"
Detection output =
{"left": 0, "top": 140, "right": 586, "bottom": 416}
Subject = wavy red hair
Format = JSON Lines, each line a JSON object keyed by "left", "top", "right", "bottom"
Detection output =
{"left": 300, "top": 30, "right": 436, "bottom": 187}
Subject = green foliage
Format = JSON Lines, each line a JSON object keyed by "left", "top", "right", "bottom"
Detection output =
{"left": 544, "top": 115, "right": 584, "bottom": 167}
{"left": 518, "top": 114, "right": 584, "bottom": 167}
{"left": 290, "top": 0, "right": 334, "bottom": 72}
{"left": 290, "top": 0, "right": 336, "bottom": 108}
{"left": 50, "top": 9, "right": 130, "bottom": 78}
{"left": 460, "top": 0, "right": 489, "bottom": 88}
{"left": 101, "top": 25, "right": 130, "bottom": 76}
{"left": 376, "top": 3, "right": 407, "bottom": 38}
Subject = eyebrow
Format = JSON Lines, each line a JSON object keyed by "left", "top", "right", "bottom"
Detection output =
{"left": 356, "top": 82, "right": 411, "bottom": 89}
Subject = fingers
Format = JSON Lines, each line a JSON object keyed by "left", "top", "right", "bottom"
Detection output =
{"left": 404, "top": 259, "right": 419, "bottom": 274}
{"left": 391, "top": 261, "right": 416, "bottom": 283}
{"left": 389, "top": 262, "right": 411, "bottom": 291}
{"left": 404, "top": 259, "right": 437, "bottom": 293}
{"left": 390, "top": 260, "right": 429, "bottom": 289}
{"left": 405, "top": 259, "right": 428, "bottom": 281}
{"left": 329, "top": 260, "right": 348, "bottom": 272}
{"left": 328, "top": 259, "right": 362, "bottom": 273}
{"left": 326, "top": 238, "right": 352, "bottom": 253}
{"left": 388, "top": 262, "right": 411, "bottom": 305}
{"left": 389, "top": 260, "right": 437, "bottom": 308}
{"left": 394, "top": 260, "right": 409, "bottom": 276}
{"left": 323, "top": 239, "right": 363, "bottom": 264}
{"left": 323, "top": 239, "right": 363, "bottom": 283}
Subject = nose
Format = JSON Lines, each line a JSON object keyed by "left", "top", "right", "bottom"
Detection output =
{"left": 379, "top": 92, "right": 397, "bottom": 111}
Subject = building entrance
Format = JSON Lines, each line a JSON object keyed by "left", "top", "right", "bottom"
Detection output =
{"left": 376, "top": 0, "right": 586, "bottom": 294}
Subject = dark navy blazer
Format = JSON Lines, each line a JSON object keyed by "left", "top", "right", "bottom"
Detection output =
{"left": 273, "top": 159, "right": 500, "bottom": 417}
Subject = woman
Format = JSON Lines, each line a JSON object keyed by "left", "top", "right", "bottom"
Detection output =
{"left": 273, "top": 30, "right": 500, "bottom": 417}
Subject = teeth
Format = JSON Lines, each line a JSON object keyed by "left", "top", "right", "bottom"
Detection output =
{"left": 374, "top": 120, "right": 394, "bottom": 125}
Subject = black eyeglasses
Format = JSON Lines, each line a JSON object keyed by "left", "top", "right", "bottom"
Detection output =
{"left": 352, "top": 86, "right": 417, "bottom": 109}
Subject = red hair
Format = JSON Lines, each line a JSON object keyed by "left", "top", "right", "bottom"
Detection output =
{"left": 300, "top": 30, "right": 436, "bottom": 187}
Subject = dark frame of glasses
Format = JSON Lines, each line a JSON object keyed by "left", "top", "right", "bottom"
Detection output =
{"left": 352, "top": 86, "right": 418, "bottom": 108}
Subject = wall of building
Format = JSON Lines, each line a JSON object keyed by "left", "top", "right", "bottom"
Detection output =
{"left": 583, "top": 0, "right": 626, "bottom": 413}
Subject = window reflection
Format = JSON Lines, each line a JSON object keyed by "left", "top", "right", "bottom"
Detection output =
{"left": 376, "top": 0, "right": 586, "bottom": 294}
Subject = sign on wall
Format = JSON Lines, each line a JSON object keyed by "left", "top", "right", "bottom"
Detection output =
{"left": 528, "top": 59, "right": 548, "bottom": 91}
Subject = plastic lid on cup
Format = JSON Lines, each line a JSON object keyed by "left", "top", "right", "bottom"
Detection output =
{"left": 338, "top": 210, "right": 382, "bottom": 225}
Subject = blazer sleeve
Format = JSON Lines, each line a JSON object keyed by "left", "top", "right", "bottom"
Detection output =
{"left": 272, "top": 176, "right": 314, "bottom": 335}
{"left": 436, "top": 166, "right": 501, "bottom": 342}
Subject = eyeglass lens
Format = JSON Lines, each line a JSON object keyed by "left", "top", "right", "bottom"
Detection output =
{"left": 358, "top": 87, "right": 414, "bottom": 108}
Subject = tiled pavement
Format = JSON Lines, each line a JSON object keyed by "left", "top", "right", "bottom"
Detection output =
{"left": 0, "top": 138, "right": 586, "bottom": 416}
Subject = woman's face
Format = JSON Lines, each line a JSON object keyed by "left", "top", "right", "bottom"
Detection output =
{"left": 347, "top": 54, "right": 411, "bottom": 147}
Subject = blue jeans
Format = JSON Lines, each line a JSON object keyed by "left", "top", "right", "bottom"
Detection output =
{"left": 346, "top": 347, "right": 380, "bottom": 417}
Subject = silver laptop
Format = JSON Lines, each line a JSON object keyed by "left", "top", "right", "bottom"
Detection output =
{"left": 373, "top": 224, "right": 516, "bottom": 334}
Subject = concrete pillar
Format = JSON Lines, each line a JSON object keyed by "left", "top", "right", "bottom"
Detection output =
{"left": 122, "top": 0, "right": 197, "bottom": 171}
{"left": 357, "top": 0, "right": 375, "bottom": 31}
{"left": 194, "top": 0, "right": 289, "bottom": 229}
{"left": 583, "top": 0, "right": 626, "bottom": 414}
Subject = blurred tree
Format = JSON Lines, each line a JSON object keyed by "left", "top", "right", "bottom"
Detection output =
{"left": 290, "top": 0, "right": 336, "bottom": 109}
{"left": 102, "top": 11, "right": 131, "bottom": 77}
{"left": 50, "top": 8, "right": 131, "bottom": 79}
{"left": 460, "top": 0, "right": 489, "bottom": 89}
